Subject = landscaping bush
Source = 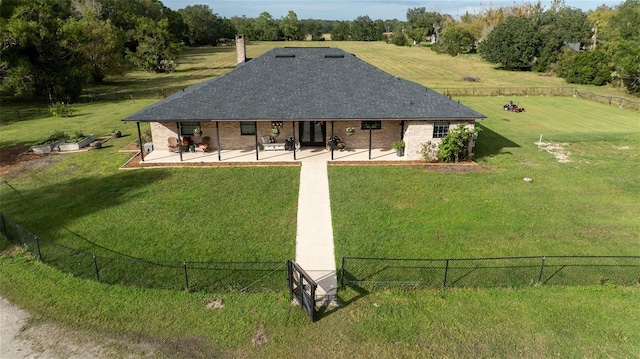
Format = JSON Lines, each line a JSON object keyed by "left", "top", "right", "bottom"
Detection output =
{"left": 48, "top": 102, "right": 74, "bottom": 117}
{"left": 437, "top": 124, "right": 478, "bottom": 163}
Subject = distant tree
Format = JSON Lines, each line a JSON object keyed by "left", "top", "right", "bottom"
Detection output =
{"left": 282, "top": 11, "right": 303, "bottom": 40}
{"left": 389, "top": 29, "right": 409, "bottom": 46}
{"left": 231, "top": 16, "right": 257, "bottom": 40}
{"left": 350, "top": 15, "right": 383, "bottom": 41}
{"left": 254, "top": 12, "right": 280, "bottom": 40}
{"left": 62, "top": 16, "right": 127, "bottom": 82}
{"left": 179, "top": 5, "right": 220, "bottom": 46}
{"left": 382, "top": 19, "right": 404, "bottom": 34}
{"left": 478, "top": 16, "right": 540, "bottom": 70}
{"left": 607, "top": 0, "right": 640, "bottom": 42}
{"left": 586, "top": 5, "right": 615, "bottom": 46}
{"left": 126, "top": 17, "right": 182, "bottom": 73}
{"left": 331, "top": 21, "right": 350, "bottom": 41}
{"left": 533, "top": 6, "right": 591, "bottom": 72}
{"left": 603, "top": 0, "right": 640, "bottom": 94}
{"left": 300, "top": 19, "right": 324, "bottom": 40}
{"left": 616, "top": 42, "right": 640, "bottom": 95}
{"left": 405, "top": 7, "right": 444, "bottom": 43}
{"left": 434, "top": 23, "right": 477, "bottom": 55}
{"left": 217, "top": 18, "right": 237, "bottom": 41}
{"left": 162, "top": 7, "right": 188, "bottom": 44}
{"left": 0, "top": 0, "right": 85, "bottom": 101}
{"left": 557, "top": 48, "right": 613, "bottom": 85}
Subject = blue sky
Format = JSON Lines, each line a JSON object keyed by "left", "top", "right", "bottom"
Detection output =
{"left": 162, "top": 0, "right": 624, "bottom": 20}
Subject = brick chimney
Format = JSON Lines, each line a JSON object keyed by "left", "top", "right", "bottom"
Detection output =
{"left": 235, "top": 34, "right": 246, "bottom": 64}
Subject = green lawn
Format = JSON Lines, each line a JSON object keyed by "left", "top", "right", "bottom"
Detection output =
{"left": 330, "top": 96, "right": 639, "bottom": 259}
{"left": 1, "top": 252, "right": 639, "bottom": 358}
{"left": 1, "top": 41, "right": 639, "bottom": 357}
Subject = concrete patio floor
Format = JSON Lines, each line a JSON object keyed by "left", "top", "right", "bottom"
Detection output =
{"left": 139, "top": 146, "right": 408, "bottom": 164}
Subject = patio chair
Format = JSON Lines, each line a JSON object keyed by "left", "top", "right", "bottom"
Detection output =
{"left": 195, "top": 136, "right": 211, "bottom": 152}
{"left": 167, "top": 137, "right": 180, "bottom": 152}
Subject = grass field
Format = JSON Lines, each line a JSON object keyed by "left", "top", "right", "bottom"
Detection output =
{"left": 1, "top": 40, "right": 639, "bottom": 357}
{"left": 3, "top": 41, "right": 633, "bottom": 127}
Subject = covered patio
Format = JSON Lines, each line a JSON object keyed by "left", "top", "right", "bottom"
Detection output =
{"left": 138, "top": 146, "right": 408, "bottom": 165}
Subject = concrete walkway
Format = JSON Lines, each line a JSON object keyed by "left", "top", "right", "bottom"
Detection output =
{"left": 295, "top": 161, "right": 338, "bottom": 304}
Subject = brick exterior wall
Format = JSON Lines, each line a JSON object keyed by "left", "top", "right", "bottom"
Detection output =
{"left": 328, "top": 120, "right": 404, "bottom": 150}
{"left": 149, "top": 120, "right": 476, "bottom": 157}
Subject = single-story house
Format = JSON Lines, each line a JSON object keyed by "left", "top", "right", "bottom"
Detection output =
{"left": 123, "top": 35, "right": 486, "bottom": 162}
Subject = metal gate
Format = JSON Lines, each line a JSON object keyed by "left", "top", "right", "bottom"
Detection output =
{"left": 287, "top": 260, "right": 317, "bottom": 322}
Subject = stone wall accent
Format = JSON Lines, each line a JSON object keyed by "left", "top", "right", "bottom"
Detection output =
{"left": 403, "top": 120, "right": 475, "bottom": 161}
{"left": 150, "top": 122, "right": 177, "bottom": 151}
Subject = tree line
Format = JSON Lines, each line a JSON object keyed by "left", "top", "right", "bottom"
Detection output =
{"left": 428, "top": 0, "right": 639, "bottom": 95}
{"left": 1, "top": 0, "right": 638, "bottom": 103}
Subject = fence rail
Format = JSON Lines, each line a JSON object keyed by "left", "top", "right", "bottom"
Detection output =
{"left": 433, "top": 87, "right": 640, "bottom": 111}
{"left": 1, "top": 213, "right": 287, "bottom": 293}
{"left": 340, "top": 256, "right": 640, "bottom": 289}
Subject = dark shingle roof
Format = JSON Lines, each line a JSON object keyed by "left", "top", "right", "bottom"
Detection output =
{"left": 124, "top": 47, "right": 485, "bottom": 122}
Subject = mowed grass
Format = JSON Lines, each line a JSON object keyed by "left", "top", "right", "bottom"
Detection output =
{"left": 0, "top": 100, "right": 157, "bottom": 147}
{"left": 1, "top": 251, "right": 639, "bottom": 358}
{"left": 1, "top": 161, "right": 299, "bottom": 262}
{"left": 330, "top": 96, "right": 639, "bottom": 259}
{"left": 1, "top": 41, "right": 639, "bottom": 357}
{"left": 85, "top": 41, "right": 633, "bottom": 103}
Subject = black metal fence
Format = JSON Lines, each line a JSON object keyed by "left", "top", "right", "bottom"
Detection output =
{"left": 0, "top": 213, "right": 287, "bottom": 293}
{"left": 340, "top": 256, "right": 640, "bottom": 289}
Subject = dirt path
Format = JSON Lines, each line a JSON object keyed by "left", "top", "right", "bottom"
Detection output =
{"left": 0, "top": 297, "right": 33, "bottom": 358}
{"left": 0, "top": 296, "right": 159, "bottom": 359}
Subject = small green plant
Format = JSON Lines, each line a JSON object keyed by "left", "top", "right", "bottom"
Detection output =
{"left": 142, "top": 129, "right": 152, "bottom": 143}
{"left": 346, "top": 127, "right": 355, "bottom": 134}
{"left": 64, "top": 130, "right": 86, "bottom": 143}
{"left": 49, "top": 102, "right": 74, "bottom": 117}
{"left": 419, "top": 141, "right": 438, "bottom": 162}
{"left": 42, "top": 130, "right": 69, "bottom": 144}
{"left": 392, "top": 140, "right": 405, "bottom": 150}
{"left": 193, "top": 127, "right": 201, "bottom": 135}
